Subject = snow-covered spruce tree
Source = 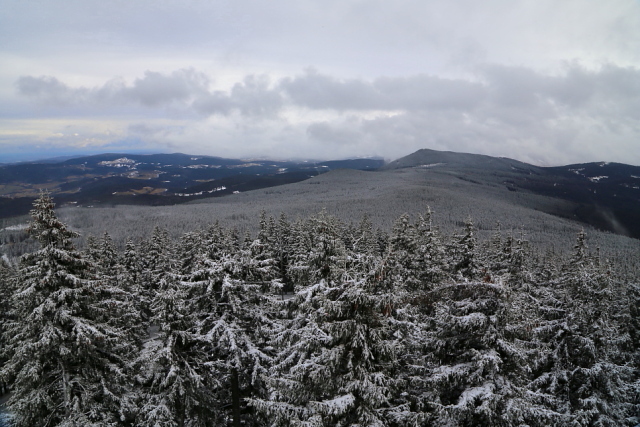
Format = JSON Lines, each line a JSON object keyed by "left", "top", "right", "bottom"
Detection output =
{"left": 449, "top": 216, "right": 478, "bottom": 280}
{"left": 176, "top": 231, "right": 205, "bottom": 275}
{"left": 136, "top": 272, "right": 220, "bottom": 427}
{"left": 483, "top": 222, "right": 505, "bottom": 273}
{"left": 386, "top": 213, "right": 419, "bottom": 292}
{"left": 286, "top": 218, "right": 310, "bottom": 285}
{"left": 171, "top": 224, "right": 276, "bottom": 426}
{"left": 347, "top": 214, "right": 380, "bottom": 278}
{"left": 119, "top": 237, "right": 149, "bottom": 337}
{"left": 0, "top": 192, "right": 131, "bottom": 426}
{"left": 121, "top": 238, "right": 142, "bottom": 288}
{"left": 138, "top": 225, "right": 174, "bottom": 322}
{"left": 530, "top": 230, "right": 636, "bottom": 426}
{"left": 417, "top": 278, "right": 551, "bottom": 427}
{"left": 248, "top": 274, "right": 332, "bottom": 425}
{"left": 288, "top": 211, "right": 349, "bottom": 286}
{"left": 85, "top": 234, "right": 101, "bottom": 264}
{"left": 235, "top": 211, "right": 281, "bottom": 289}
{"left": 413, "top": 206, "right": 448, "bottom": 287}
{"left": 0, "top": 256, "right": 15, "bottom": 395}
{"left": 88, "top": 231, "right": 118, "bottom": 273}
{"left": 375, "top": 227, "right": 389, "bottom": 255}
{"left": 386, "top": 209, "right": 450, "bottom": 423}
{"left": 200, "top": 273, "right": 275, "bottom": 427}
{"left": 251, "top": 260, "right": 405, "bottom": 426}
{"left": 483, "top": 227, "right": 532, "bottom": 287}
{"left": 628, "top": 282, "right": 640, "bottom": 425}
{"left": 88, "top": 232, "right": 146, "bottom": 380}
{"left": 273, "top": 212, "right": 294, "bottom": 292}
{"left": 0, "top": 256, "right": 14, "bottom": 330}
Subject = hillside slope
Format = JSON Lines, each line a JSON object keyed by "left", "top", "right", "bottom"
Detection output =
{"left": 42, "top": 167, "right": 638, "bottom": 272}
{"left": 2, "top": 149, "right": 638, "bottom": 273}
{"left": 381, "top": 149, "right": 640, "bottom": 239}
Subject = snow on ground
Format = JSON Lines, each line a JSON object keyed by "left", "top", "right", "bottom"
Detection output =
{"left": 588, "top": 176, "right": 608, "bottom": 182}
{"left": 0, "top": 224, "right": 27, "bottom": 231}
{"left": 0, "top": 393, "right": 11, "bottom": 427}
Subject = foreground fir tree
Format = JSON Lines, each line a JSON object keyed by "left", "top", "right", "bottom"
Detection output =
{"left": 530, "top": 230, "right": 637, "bottom": 426}
{"left": 387, "top": 213, "right": 419, "bottom": 291}
{"left": 136, "top": 273, "right": 219, "bottom": 427}
{"left": 450, "top": 217, "right": 478, "bottom": 280}
{"left": 288, "top": 211, "right": 349, "bottom": 286}
{"left": 139, "top": 225, "right": 174, "bottom": 321}
{"left": 0, "top": 193, "right": 131, "bottom": 426}
{"left": 195, "top": 232, "right": 278, "bottom": 426}
{"left": 90, "top": 232, "right": 147, "bottom": 376}
{"left": 413, "top": 207, "right": 448, "bottom": 287}
{"left": 251, "top": 259, "right": 405, "bottom": 426}
{"left": 245, "top": 211, "right": 280, "bottom": 284}
{"left": 201, "top": 274, "right": 275, "bottom": 426}
{"left": 419, "top": 280, "right": 550, "bottom": 426}
{"left": 273, "top": 212, "right": 294, "bottom": 292}
{"left": 0, "top": 256, "right": 15, "bottom": 393}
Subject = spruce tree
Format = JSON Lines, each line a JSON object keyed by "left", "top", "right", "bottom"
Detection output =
{"left": 201, "top": 275, "right": 275, "bottom": 426}
{"left": 420, "top": 280, "right": 547, "bottom": 426}
{"left": 0, "top": 192, "right": 130, "bottom": 426}
{"left": 274, "top": 212, "right": 294, "bottom": 292}
{"left": 138, "top": 226, "right": 174, "bottom": 322}
{"left": 530, "top": 230, "right": 636, "bottom": 425}
{"left": 448, "top": 216, "right": 478, "bottom": 280}
{"left": 288, "top": 211, "right": 348, "bottom": 286}
{"left": 252, "top": 260, "right": 403, "bottom": 425}
{"left": 387, "top": 213, "right": 418, "bottom": 292}
{"left": 0, "top": 257, "right": 14, "bottom": 396}
{"left": 136, "top": 273, "right": 219, "bottom": 427}
{"left": 413, "top": 206, "right": 448, "bottom": 287}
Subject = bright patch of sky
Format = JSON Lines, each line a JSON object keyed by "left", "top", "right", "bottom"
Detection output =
{"left": 1, "top": 0, "right": 640, "bottom": 165}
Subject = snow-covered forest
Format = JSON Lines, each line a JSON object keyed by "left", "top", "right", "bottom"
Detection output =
{"left": 1, "top": 193, "right": 638, "bottom": 426}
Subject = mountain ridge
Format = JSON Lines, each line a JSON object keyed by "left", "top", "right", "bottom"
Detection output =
{"left": 1, "top": 148, "right": 639, "bottom": 240}
{"left": 0, "top": 152, "right": 384, "bottom": 217}
{"left": 383, "top": 148, "right": 640, "bottom": 239}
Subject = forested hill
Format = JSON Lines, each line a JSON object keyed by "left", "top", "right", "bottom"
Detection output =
{"left": 2, "top": 148, "right": 639, "bottom": 240}
{"left": 0, "top": 194, "right": 638, "bottom": 425}
{"left": 0, "top": 152, "right": 384, "bottom": 217}
{"left": 381, "top": 148, "right": 640, "bottom": 239}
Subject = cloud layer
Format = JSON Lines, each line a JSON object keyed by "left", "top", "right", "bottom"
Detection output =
{"left": 2, "top": 0, "right": 640, "bottom": 165}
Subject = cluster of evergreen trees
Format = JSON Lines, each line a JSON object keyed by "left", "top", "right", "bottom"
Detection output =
{"left": 0, "top": 193, "right": 638, "bottom": 426}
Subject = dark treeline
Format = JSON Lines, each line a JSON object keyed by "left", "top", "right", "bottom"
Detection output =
{"left": 0, "top": 193, "right": 638, "bottom": 426}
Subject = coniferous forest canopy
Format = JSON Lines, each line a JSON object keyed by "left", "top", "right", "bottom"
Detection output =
{"left": 0, "top": 193, "right": 639, "bottom": 426}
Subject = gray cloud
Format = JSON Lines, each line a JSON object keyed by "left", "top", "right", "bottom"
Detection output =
{"left": 16, "top": 64, "right": 640, "bottom": 121}
{"left": 292, "top": 63, "right": 640, "bottom": 164}
{"left": 16, "top": 76, "right": 89, "bottom": 105}
{"left": 194, "top": 75, "right": 283, "bottom": 117}
{"left": 16, "top": 69, "right": 284, "bottom": 118}
{"left": 279, "top": 69, "right": 486, "bottom": 111}
{"left": 307, "top": 121, "right": 362, "bottom": 146}
{"left": 125, "top": 69, "right": 210, "bottom": 107}
{"left": 4, "top": 0, "right": 640, "bottom": 165}
{"left": 10, "top": 63, "right": 640, "bottom": 165}
{"left": 17, "top": 69, "right": 211, "bottom": 110}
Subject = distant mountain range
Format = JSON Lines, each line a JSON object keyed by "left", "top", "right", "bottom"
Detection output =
{"left": 0, "top": 153, "right": 383, "bottom": 217}
{"left": 1, "top": 149, "right": 639, "bottom": 240}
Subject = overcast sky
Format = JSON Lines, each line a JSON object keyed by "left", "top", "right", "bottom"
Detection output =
{"left": 1, "top": 0, "right": 640, "bottom": 165}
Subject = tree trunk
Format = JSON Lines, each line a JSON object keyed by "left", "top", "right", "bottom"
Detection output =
{"left": 59, "top": 361, "right": 71, "bottom": 417}
{"left": 231, "top": 368, "right": 241, "bottom": 427}
{"left": 177, "top": 393, "right": 185, "bottom": 427}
